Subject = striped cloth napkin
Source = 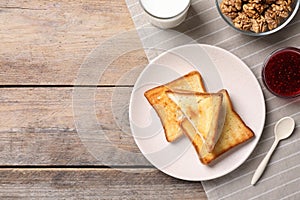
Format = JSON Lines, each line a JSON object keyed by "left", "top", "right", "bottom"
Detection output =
{"left": 125, "top": 0, "right": 300, "bottom": 199}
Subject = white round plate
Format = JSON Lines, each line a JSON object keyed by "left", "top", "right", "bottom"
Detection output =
{"left": 129, "top": 44, "right": 265, "bottom": 181}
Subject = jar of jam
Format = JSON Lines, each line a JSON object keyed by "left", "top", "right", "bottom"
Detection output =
{"left": 262, "top": 47, "right": 300, "bottom": 98}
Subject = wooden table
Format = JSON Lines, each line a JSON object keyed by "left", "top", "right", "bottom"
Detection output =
{"left": 0, "top": 0, "right": 207, "bottom": 198}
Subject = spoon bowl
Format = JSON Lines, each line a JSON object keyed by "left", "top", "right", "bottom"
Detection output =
{"left": 275, "top": 117, "right": 295, "bottom": 140}
{"left": 251, "top": 117, "right": 295, "bottom": 185}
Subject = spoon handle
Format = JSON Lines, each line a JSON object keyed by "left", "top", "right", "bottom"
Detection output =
{"left": 251, "top": 139, "right": 279, "bottom": 185}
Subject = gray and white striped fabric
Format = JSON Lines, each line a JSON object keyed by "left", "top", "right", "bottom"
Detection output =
{"left": 125, "top": 0, "right": 300, "bottom": 199}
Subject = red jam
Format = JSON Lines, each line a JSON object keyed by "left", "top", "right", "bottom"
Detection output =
{"left": 262, "top": 47, "right": 300, "bottom": 97}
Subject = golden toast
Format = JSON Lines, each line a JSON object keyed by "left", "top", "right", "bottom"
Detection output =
{"left": 144, "top": 71, "right": 206, "bottom": 142}
{"left": 167, "top": 91, "right": 226, "bottom": 153}
{"left": 181, "top": 89, "right": 254, "bottom": 165}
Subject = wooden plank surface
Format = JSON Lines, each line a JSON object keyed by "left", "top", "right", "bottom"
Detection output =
{"left": 0, "top": 168, "right": 206, "bottom": 199}
{"left": 0, "top": 0, "right": 147, "bottom": 85}
{"left": 0, "top": 87, "right": 150, "bottom": 165}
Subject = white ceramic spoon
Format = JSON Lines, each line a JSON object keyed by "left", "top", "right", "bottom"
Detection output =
{"left": 251, "top": 116, "right": 295, "bottom": 185}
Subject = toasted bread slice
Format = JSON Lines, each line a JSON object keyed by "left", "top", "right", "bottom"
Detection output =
{"left": 167, "top": 91, "right": 226, "bottom": 152}
{"left": 181, "top": 89, "right": 254, "bottom": 165}
{"left": 144, "top": 71, "right": 206, "bottom": 142}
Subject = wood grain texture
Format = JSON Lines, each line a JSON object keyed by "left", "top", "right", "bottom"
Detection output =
{"left": 0, "top": 0, "right": 147, "bottom": 85}
{"left": 0, "top": 87, "right": 150, "bottom": 165}
{"left": 0, "top": 168, "right": 206, "bottom": 199}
